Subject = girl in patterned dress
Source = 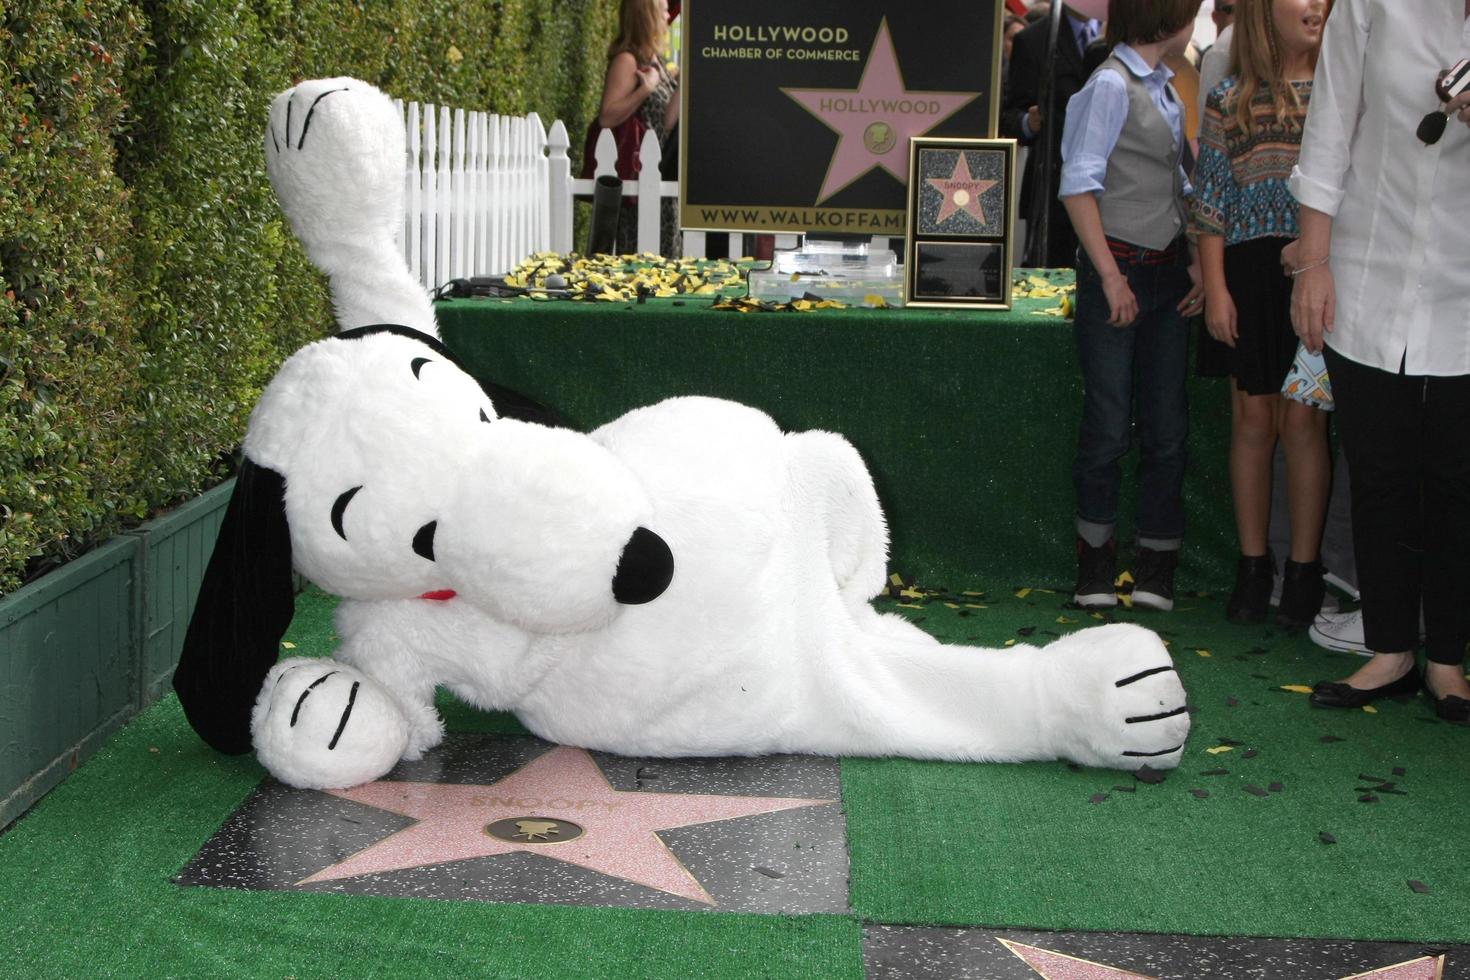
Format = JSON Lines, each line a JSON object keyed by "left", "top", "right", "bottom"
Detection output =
{"left": 596, "top": 0, "right": 681, "bottom": 257}
{"left": 1191, "top": 0, "right": 1330, "bottom": 627}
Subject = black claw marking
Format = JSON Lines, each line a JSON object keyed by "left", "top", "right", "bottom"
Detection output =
{"left": 410, "top": 356, "right": 431, "bottom": 379}
{"left": 479, "top": 407, "right": 492, "bottom": 423}
{"left": 327, "top": 681, "right": 360, "bottom": 750}
{"left": 270, "top": 124, "right": 280, "bottom": 153}
{"left": 1114, "top": 665, "right": 1175, "bottom": 688}
{"left": 412, "top": 520, "right": 437, "bottom": 561}
{"left": 290, "top": 671, "right": 339, "bottom": 726}
{"left": 1125, "top": 705, "right": 1189, "bottom": 724}
{"left": 331, "top": 486, "right": 363, "bottom": 540}
{"left": 1122, "top": 743, "right": 1186, "bottom": 758}
{"left": 285, "top": 98, "right": 294, "bottom": 149}
{"left": 298, "top": 87, "right": 349, "bottom": 149}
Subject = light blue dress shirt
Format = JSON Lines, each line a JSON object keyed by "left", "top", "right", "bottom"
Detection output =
{"left": 1058, "top": 43, "right": 1191, "bottom": 200}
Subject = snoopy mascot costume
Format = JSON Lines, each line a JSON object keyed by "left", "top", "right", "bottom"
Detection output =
{"left": 173, "top": 78, "right": 1191, "bottom": 791}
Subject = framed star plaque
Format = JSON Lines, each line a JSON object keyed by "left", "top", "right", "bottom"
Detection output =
{"left": 903, "top": 137, "right": 1017, "bottom": 309}
{"left": 679, "top": 1, "right": 1003, "bottom": 235}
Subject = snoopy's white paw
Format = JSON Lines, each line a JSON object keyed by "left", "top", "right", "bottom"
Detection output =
{"left": 264, "top": 77, "right": 403, "bottom": 245}
{"left": 1044, "top": 623, "right": 1191, "bottom": 771}
{"left": 251, "top": 658, "right": 409, "bottom": 790}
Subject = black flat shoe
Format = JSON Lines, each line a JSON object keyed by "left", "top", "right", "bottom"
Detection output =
{"left": 1425, "top": 690, "right": 1470, "bottom": 724}
{"left": 1309, "top": 669, "right": 1421, "bottom": 708}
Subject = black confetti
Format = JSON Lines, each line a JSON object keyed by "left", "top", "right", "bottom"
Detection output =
{"left": 1242, "top": 749, "right": 1259, "bottom": 759}
{"left": 1252, "top": 673, "right": 1271, "bottom": 680}
{"left": 1017, "top": 626, "right": 1037, "bottom": 637}
{"left": 1408, "top": 880, "right": 1431, "bottom": 894}
{"left": 1379, "top": 788, "right": 1409, "bottom": 796}
{"left": 1268, "top": 781, "right": 1283, "bottom": 793}
{"left": 1217, "top": 738, "right": 1247, "bottom": 747}
{"left": 1201, "top": 768, "right": 1230, "bottom": 776}
{"left": 1089, "top": 793, "right": 1108, "bottom": 804}
{"left": 1111, "top": 785, "right": 1137, "bottom": 793}
{"left": 1358, "top": 794, "right": 1379, "bottom": 803}
{"left": 1190, "top": 788, "right": 1210, "bottom": 799}
{"left": 1225, "top": 697, "right": 1239, "bottom": 707}
{"left": 1320, "top": 735, "right": 1345, "bottom": 743}
{"left": 1319, "top": 832, "right": 1337, "bottom": 844}
{"left": 1133, "top": 765, "right": 1167, "bottom": 785}
{"left": 1068, "top": 762, "right": 1083, "bottom": 772}
{"left": 1358, "top": 773, "right": 1386, "bottom": 783}
{"left": 1244, "top": 784, "right": 1269, "bottom": 797}
{"left": 754, "top": 866, "right": 786, "bottom": 879}
{"left": 1392, "top": 766, "right": 1406, "bottom": 776}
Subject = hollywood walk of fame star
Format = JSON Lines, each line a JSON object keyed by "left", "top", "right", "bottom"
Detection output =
{"left": 999, "top": 939, "right": 1155, "bottom": 979}
{"left": 926, "top": 152, "right": 999, "bottom": 228}
{"left": 298, "top": 745, "right": 832, "bottom": 906}
{"left": 1341, "top": 955, "right": 1446, "bottom": 979}
{"left": 783, "top": 19, "right": 981, "bottom": 204}
{"left": 999, "top": 939, "right": 1446, "bottom": 980}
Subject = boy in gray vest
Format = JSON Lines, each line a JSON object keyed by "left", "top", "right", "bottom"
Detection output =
{"left": 1058, "top": 0, "right": 1204, "bottom": 612}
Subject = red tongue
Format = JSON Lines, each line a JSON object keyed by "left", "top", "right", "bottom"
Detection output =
{"left": 418, "top": 589, "right": 457, "bottom": 601}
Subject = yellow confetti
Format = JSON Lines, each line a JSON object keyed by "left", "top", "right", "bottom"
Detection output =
{"left": 1056, "top": 615, "right": 1077, "bottom": 624}
{"left": 1115, "top": 570, "right": 1135, "bottom": 587}
{"left": 1014, "top": 587, "right": 1032, "bottom": 599}
{"left": 1004, "top": 638, "right": 1017, "bottom": 647}
{"left": 1196, "top": 649, "right": 1212, "bottom": 658}
{"left": 965, "top": 603, "right": 988, "bottom": 609}
{"left": 961, "top": 591, "right": 985, "bottom": 597}
{"left": 1090, "top": 611, "right": 1106, "bottom": 620}
{"left": 899, "top": 587, "right": 925, "bottom": 600}
{"left": 1280, "top": 684, "right": 1315, "bottom": 694}
{"left": 1362, "top": 705, "right": 1378, "bottom": 714}
{"left": 862, "top": 293, "right": 889, "bottom": 308}
{"left": 1118, "top": 594, "right": 1133, "bottom": 608}
{"left": 944, "top": 602, "right": 960, "bottom": 609}
{"left": 896, "top": 603, "right": 923, "bottom": 610}
{"left": 890, "top": 573, "right": 905, "bottom": 586}
{"left": 281, "top": 641, "right": 296, "bottom": 649}
{"left": 1206, "top": 745, "right": 1233, "bottom": 755}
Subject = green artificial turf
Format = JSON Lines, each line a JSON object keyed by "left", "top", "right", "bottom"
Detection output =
{"left": 849, "top": 575, "right": 1470, "bottom": 943}
{"left": 3, "top": 582, "right": 1466, "bottom": 978}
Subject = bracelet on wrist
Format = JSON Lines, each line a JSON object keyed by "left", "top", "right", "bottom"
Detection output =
{"left": 1289, "top": 256, "right": 1330, "bottom": 277}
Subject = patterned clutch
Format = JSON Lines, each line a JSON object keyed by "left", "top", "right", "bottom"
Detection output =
{"left": 1281, "top": 343, "right": 1333, "bottom": 411}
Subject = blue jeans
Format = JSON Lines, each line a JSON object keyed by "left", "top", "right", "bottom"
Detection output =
{"left": 1072, "top": 243, "right": 1191, "bottom": 543}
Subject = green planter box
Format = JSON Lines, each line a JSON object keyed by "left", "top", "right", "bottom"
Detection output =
{"left": 0, "top": 479, "right": 234, "bottom": 831}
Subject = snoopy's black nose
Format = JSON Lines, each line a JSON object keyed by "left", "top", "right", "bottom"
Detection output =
{"left": 612, "top": 526, "right": 673, "bottom": 604}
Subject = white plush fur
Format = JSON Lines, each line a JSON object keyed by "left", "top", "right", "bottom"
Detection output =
{"left": 246, "top": 79, "right": 1190, "bottom": 790}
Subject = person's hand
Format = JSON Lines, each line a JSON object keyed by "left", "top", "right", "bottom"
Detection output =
{"left": 1102, "top": 270, "right": 1138, "bottom": 327}
{"left": 1204, "top": 286, "right": 1237, "bottom": 347}
{"left": 1448, "top": 89, "right": 1470, "bottom": 127}
{"left": 636, "top": 65, "right": 659, "bottom": 93}
{"left": 1290, "top": 263, "right": 1336, "bottom": 355}
{"left": 1280, "top": 239, "right": 1301, "bottom": 277}
{"left": 1177, "top": 261, "right": 1204, "bottom": 317}
{"left": 1026, "top": 105, "right": 1042, "bottom": 134}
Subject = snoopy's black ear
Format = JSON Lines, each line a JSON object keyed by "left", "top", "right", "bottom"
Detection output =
{"left": 174, "top": 458, "right": 295, "bottom": 755}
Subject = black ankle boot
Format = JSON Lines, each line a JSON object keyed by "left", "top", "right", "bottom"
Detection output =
{"left": 1277, "top": 559, "right": 1325, "bottom": 629}
{"left": 1226, "top": 552, "right": 1275, "bottom": 624}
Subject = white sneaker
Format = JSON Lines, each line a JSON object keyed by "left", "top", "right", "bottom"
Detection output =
{"left": 1309, "top": 609, "right": 1370, "bottom": 656}
{"left": 1310, "top": 608, "right": 1426, "bottom": 656}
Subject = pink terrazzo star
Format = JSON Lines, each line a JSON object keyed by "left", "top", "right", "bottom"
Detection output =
{"left": 926, "top": 152, "right": 998, "bottom": 227}
{"left": 998, "top": 939, "right": 1155, "bottom": 979}
{"left": 783, "top": 19, "right": 980, "bottom": 204}
{"left": 299, "top": 745, "right": 831, "bottom": 905}
{"left": 1340, "top": 955, "right": 1446, "bottom": 979}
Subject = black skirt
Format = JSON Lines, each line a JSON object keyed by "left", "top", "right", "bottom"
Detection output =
{"left": 1195, "top": 236, "right": 1298, "bottom": 394}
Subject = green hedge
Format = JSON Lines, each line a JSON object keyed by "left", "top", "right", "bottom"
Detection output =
{"left": 0, "top": 0, "right": 618, "bottom": 594}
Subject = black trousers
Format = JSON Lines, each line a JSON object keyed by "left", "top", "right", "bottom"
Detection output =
{"left": 1325, "top": 346, "right": 1470, "bottom": 665}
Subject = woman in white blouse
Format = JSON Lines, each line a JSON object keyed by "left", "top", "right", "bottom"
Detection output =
{"left": 1289, "top": 0, "right": 1470, "bottom": 720}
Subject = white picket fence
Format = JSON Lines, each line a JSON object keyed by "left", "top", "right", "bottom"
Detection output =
{"left": 396, "top": 100, "right": 814, "bottom": 290}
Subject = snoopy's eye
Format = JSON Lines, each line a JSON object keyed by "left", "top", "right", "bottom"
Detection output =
{"left": 332, "top": 486, "right": 363, "bottom": 540}
{"left": 410, "top": 357, "right": 431, "bottom": 379}
{"left": 412, "top": 521, "right": 438, "bottom": 561}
